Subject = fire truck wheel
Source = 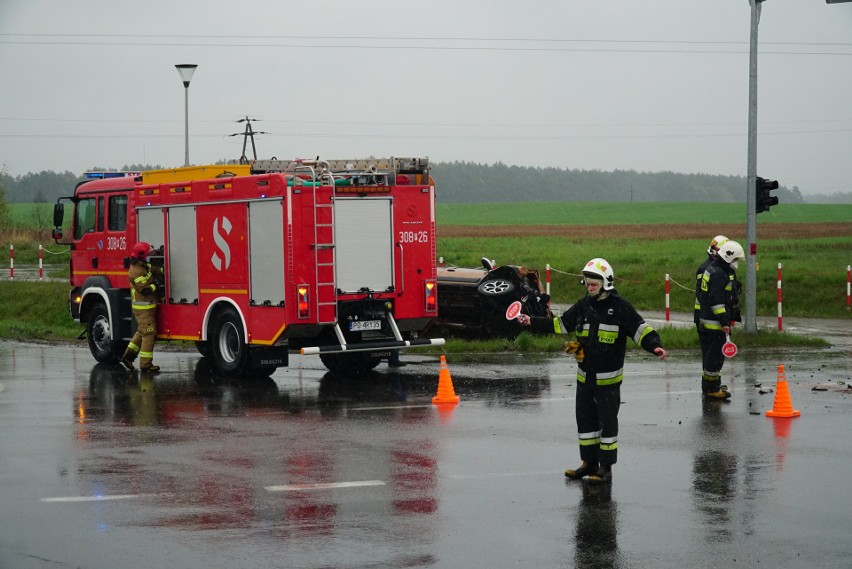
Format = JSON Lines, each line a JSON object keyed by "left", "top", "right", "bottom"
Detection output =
{"left": 209, "top": 307, "right": 248, "bottom": 376}
{"left": 195, "top": 341, "right": 211, "bottom": 357}
{"left": 87, "top": 302, "right": 126, "bottom": 363}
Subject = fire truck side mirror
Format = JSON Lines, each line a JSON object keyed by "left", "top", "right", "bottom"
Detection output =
{"left": 52, "top": 203, "right": 64, "bottom": 228}
{"left": 51, "top": 228, "right": 63, "bottom": 240}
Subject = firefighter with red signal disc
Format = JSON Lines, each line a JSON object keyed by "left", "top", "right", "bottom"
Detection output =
{"left": 696, "top": 240, "right": 745, "bottom": 400}
{"left": 694, "top": 235, "right": 729, "bottom": 321}
{"left": 518, "top": 258, "right": 666, "bottom": 485}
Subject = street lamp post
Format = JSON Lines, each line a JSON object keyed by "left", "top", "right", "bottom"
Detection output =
{"left": 175, "top": 64, "right": 198, "bottom": 167}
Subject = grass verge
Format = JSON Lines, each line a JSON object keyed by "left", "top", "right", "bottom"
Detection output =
{"left": 0, "top": 282, "right": 830, "bottom": 352}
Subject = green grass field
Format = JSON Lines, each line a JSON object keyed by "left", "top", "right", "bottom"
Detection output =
{"left": 13, "top": 201, "right": 852, "bottom": 229}
{"left": 433, "top": 202, "right": 851, "bottom": 319}
{"left": 439, "top": 235, "right": 851, "bottom": 319}
{"left": 7, "top": 203, "right": 53, "bottom": 230}
{"left": 5, "top": 202, "right": 851, "bottom": 319}
{"left": 435, "top": 202, "right": 850, "bottom": 226}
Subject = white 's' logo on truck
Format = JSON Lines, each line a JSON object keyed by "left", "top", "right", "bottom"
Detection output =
{"left": 211, "top": 216, "right": 232, "bottom": 271}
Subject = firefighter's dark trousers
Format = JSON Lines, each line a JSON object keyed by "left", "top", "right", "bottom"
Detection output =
{"left": 575, "top": 379, "right": 621, "bottom": 467}
{"left": 698, "top": 329, "right": 726, "bottom": 393}
{"left": 124, "top": 307, "right": 157, "bottom": 369}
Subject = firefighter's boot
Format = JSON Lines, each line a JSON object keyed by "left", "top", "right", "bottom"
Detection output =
{"left": 121, "top": 343, "right": 140, "bottom": 371}
{"left": 587, "top": 465, "right": 613, "bottom": 485}
{"left": 565, "top": 461, "right": 598, "bottom": 480}
{"left": 704, "top": 387, "right": 732, "bottom": 400}
{"left": 139, "top": 360, "right": 160, "bottom": 373}
{"left": 120, "top": 352, "right": 136, "bottom": 371}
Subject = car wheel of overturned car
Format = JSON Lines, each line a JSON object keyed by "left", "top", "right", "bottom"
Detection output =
{"left": 433, "top": 262, "right": 551, "bottom": 340}
{"left": 477, "top": 278, "right": 515, "bottom": 297}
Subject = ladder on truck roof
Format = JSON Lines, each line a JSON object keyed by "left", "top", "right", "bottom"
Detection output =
{"left": 251, "top": 157, "right": 429, "bottom": 176}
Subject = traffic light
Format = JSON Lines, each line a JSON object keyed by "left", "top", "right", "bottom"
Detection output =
{"left": 756, "top": 176, "right": 779, "bottom": 214}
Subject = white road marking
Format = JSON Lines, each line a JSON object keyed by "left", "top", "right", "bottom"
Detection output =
{"left": 41, "top": 493, "right": 165, "bottom": 503}
{"left": 264, "top": 480, "right": 386, "bottom": 492}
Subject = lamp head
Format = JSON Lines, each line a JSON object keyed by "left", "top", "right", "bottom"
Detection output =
{"left": 175, "top": 64, "right": 198, "bottom": 87}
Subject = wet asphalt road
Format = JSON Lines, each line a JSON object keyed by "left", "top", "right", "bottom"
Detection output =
{"left": 1, "top": 327, "right": 851, "bottom": 569}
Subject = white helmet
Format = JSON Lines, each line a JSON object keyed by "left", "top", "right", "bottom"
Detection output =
{"left": 582, "top": 258, "right": 615, "bottom": 291}
{"left": 707, "top": 235, "right": 729, "bottom": 256}
{"left": 718, "top": 241, "right": 745, "bottom": 267}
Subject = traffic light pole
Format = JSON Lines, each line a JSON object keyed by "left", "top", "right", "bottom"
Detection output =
{"left": 744, "top": 0, "right": 762, "bottom": 333}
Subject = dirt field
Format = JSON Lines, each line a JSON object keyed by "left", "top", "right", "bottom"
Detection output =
{"left": 438, "top": 222, "right": 850, "bottom": 239}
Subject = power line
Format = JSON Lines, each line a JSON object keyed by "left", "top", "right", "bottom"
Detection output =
{"left": 2, "top": 127, "right": 851, "bottom": 141}
{"left": 0, "top": 37, "right": 850, "bottom": 55}
{"left": 2, "top": 32, "right": 851, "bottom": 48}
{"left": 2, "top": 116, "right": 852, "bottom": 129}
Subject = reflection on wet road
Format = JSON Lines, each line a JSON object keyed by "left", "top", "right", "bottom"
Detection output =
{"left": 1, "top": 341, "right": 851, "bottom": 568}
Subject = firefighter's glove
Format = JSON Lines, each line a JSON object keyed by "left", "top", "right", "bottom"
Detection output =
{"left": 142, "top": 284, "right": 157, "bottom": 295}
{"left": 563, "top": 341, "right": 584, "bottom": 362}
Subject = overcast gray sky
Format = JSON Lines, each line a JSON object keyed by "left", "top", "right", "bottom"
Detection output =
{"left": 1, "top": 0, "right": 851, "bottom": 195}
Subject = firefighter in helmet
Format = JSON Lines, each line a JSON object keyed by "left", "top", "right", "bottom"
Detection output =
{"left": 518, "top": 258, "right": 666, "bottom": 484}
{"left": 696, "top": 240, "right": 745, "bottom": 400}
{"left": 694, "top": 235, "right": 728, "bottom": 325}
{"left": 120, "top": 242, "right": 162, "bottom": 372}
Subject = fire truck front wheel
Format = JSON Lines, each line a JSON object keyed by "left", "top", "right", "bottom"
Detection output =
{"left": 86, "top": 302, "right": 127, "bottom": 363}
{"left": 209, "top": 307, "right": 248, "bottom": 376}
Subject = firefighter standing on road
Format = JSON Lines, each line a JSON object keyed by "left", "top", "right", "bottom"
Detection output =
{"left": 696, "top": 240, "right": 745, "bottom": 400}
{"left": 517, "top": 258, "right": 666, "bottom": 485}
{"left": 694, "top": 235, "right": 729, "bottom": 326}
{"left": 120, "top": 242, "right": 162, "bottom": 373}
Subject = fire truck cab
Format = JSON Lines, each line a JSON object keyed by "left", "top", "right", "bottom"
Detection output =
{"left": 52, "top": 157, "right": 444, "bottom": 376}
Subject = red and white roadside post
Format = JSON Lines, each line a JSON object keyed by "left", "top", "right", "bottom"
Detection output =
{"left": 546, "top": 263, "right": 551, "bottom": 296}
{"left": 847, "top": 265, "right": 851, "bottom": 311}
{"left": 9, "top": 244, "right": 13, "bottom": 280}
{"left": 665, "top": 274, "right": 671, "bottom": 322}
{"left": 39, "top": 245, "right": 44, "bottom": 281}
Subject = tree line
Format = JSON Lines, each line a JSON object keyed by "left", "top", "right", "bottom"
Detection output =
{"left": 4, "top": 160, "right": 847, "bottom": 206}
{"left": 433, "top": 161, "right": 810, "bottom": 204}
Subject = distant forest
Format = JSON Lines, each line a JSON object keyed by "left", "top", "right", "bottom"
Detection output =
{"left": 2, "top": 161, "right": 850, "bottom": 204}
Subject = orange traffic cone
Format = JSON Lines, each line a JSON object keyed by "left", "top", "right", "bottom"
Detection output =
{"left": 432, "top": 355, "right": 460, "bottom": 405}
{"left": 766, "top": 364, "right": 801, "bottom": 418}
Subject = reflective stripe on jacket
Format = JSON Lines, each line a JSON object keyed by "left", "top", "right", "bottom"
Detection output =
{"left": 697, "top": 258, "right": 737, "bottom": 332}
{"left": 530, "top": 290, "right": 662, "bottom": 387}
{"left": 129, "top": 261, "right": 159, "bottom": 308}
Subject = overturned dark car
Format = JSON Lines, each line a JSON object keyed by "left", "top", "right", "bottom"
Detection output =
{"left": 426, "top": 258, "right": 553, "bottom": 339}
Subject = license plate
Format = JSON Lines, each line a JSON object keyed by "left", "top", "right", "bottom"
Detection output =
{"left": 350, "top": 320, "right": 381, "bottom": 331}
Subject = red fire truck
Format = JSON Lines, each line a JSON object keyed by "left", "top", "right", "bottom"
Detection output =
{"left": 51, "top": 157, "right": 444, "bottom": 376}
